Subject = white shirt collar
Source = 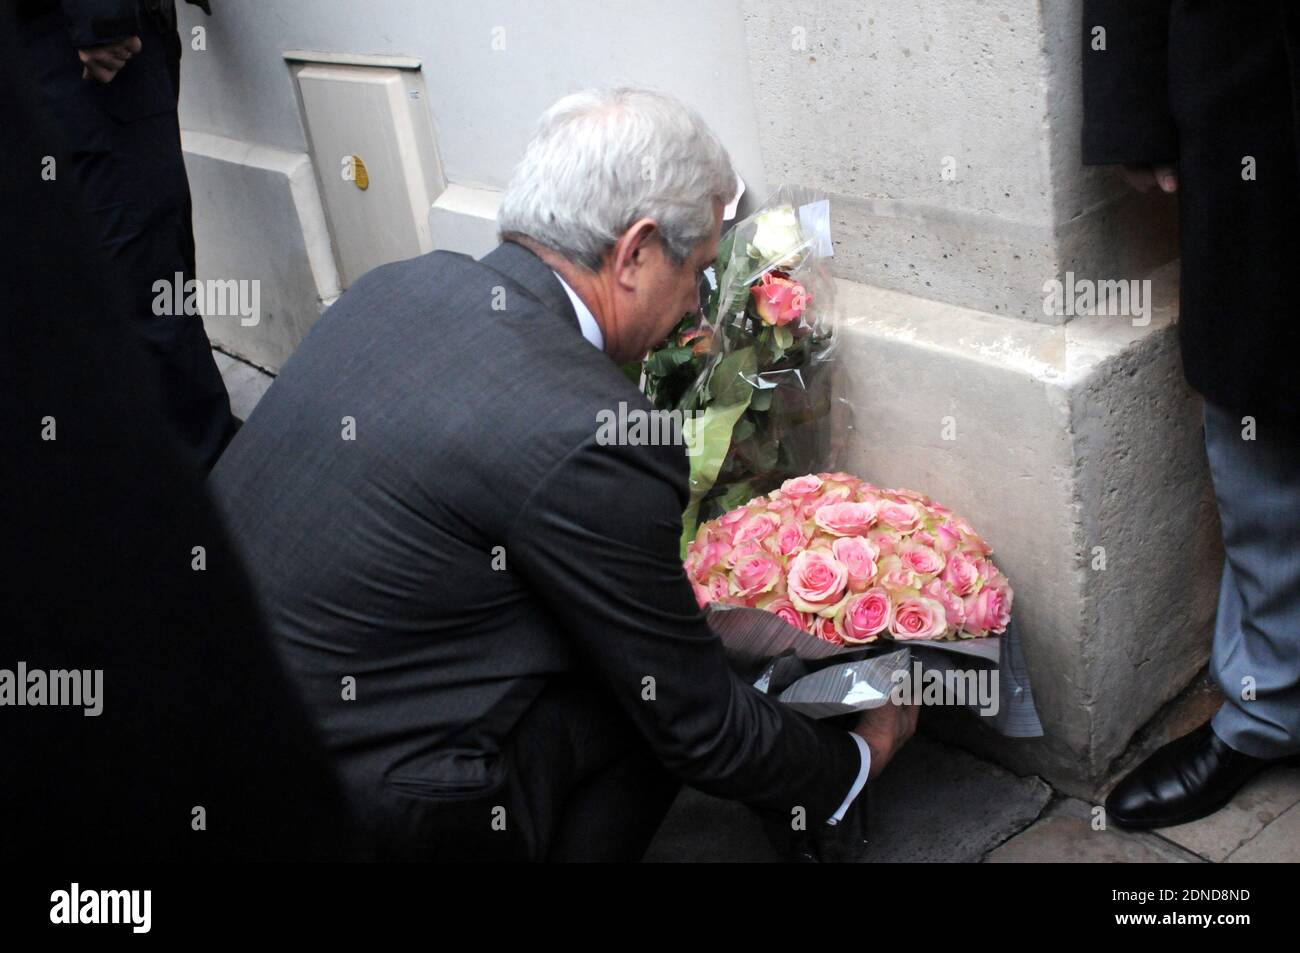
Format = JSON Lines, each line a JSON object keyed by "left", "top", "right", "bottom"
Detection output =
{"left": 551, "top": 271, "right": 604, "bottom": 351}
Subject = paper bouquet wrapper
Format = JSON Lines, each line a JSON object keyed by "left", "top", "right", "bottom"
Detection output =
{"left": 706, "top": 604, "right": 1043, "bottom": 738}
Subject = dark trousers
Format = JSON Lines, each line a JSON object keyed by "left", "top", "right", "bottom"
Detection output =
{"left": 378, "top": 678, "right": 682, "bottom": 862}
{"left": 22, "top": 9, "right": 234, "bottom": 473}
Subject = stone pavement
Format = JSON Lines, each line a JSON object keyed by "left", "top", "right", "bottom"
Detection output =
{"left": 213, "top": 348, "right": 274, "bottom": 423}
{"left": 645, "top": 674, "right": 1300, "bottom": 863}
{"left": 215, "top": 348, "right": 1300, "bottom": 864}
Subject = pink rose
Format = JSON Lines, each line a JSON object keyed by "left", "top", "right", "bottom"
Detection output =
{"left": 934, "top": 521, "right": 963, "bottom": 554}
{"left": 729, "top": 550, "right": 782, "bottom": 600}
{"left": 686, "top": 540, "right": 731, "bottom": 582}
{"left": 889, "top": 596, "right": 949, "bottom": 640}
{"left": 899, "top": 540, "right": 945, "bottom": 578}
{"left": 786, "top": 548, "right": 849, "bottom": 616}
{"left": 855, "top": 482, "right": 882, "bottom": 500}
{"left": 800, "top": 486, "right": 853, "bottom": 522}
{"left": 963, "top": 584, "right": 1012, "bottom": 636}
{"left": 718, "top": 507, "right": 750, "bottom": 529}
{"left": 912, "top": 529, "right": 939, "bottom": 549}
{"left": 841, "top": 588, "right": 892, "bottom": 643}
{"left": 831, "top": 536, "right": 880, "bottom": 591}
{"left": 691, "top": 573, "right": 731, "bottom": 608}
{"left": 922, "top": 579, "right": 967, "bottom": 628}
{"left": 955, "top": 519, "right": 993, "bottom": 556}
{"left": 939, "top": 550, "right": 980, "bottom": 596}
{"left": 750, "top": 273, "right": 810, "bottom": 327}
{"left": 769, "top": 520, "right": 809, "bottom": 557}
{"left": 811, "top": 614, "right": 846, "bottom": 645}
{"left": 876, "top": 499, "right": 923, "bottom": 533}
{"left": 813, "top": 501, "right": 876, "bottom": 536}
{"left": 868, "top": 527, "right": 903, "bottom": 557}
{"left": 678, "top": 326, "right": 714, "bottom": 355}
{"left": 780, "top": 474, "right": 823, "bottom": 498}
{"left": 731, "top": 511, "right": 780, "bottom": 548}
{"left": 724, "top": 541, "right": 763, "bottom": 571}
{"left": 756, "top": 595, "right": 811, "bottom": 633}
{"left": 766, "top": 495, "right": 795, "bottom": 513}
{"left": 877, "top": 554, "right": 922, "bottom": 594}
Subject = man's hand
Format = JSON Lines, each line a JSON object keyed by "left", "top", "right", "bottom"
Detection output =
{"left": 1117, "top": 162, "right": 1178, "bottom": 194}
{"left": 79, "top": 36, "right": 142, "bottom": 84}
{"left": 853, "top": 700, "right": 919, "bottom": 780}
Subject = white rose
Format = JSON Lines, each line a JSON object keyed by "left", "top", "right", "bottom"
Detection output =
{"left": 746, "top": 205, "right": 804, "bottom": 266}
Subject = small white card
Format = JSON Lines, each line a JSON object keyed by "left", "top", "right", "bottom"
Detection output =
{"left": 723, "top": 173, "right": 746, "bottom": 221}
{"left": 798, "top": 199, "right": 834, "bottom": 258}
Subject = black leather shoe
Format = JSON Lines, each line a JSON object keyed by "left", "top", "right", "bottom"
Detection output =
{"left": 1105, "top": 722, "right": 1300, "bottom": 830}
{"left": 760, "top": 788, "right": 870, "bottom": 863}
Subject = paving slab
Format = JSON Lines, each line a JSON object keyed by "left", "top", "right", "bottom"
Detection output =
{"left": 644, "top": 736, "right": 1050, "bottom": 862}
{"left": 1225, "top": 800, "right": 1300, "bottom": 863}
{"left": 214, "top": 349, "right": 274, "bottom": 421}
{"left": 1153, "top": 766, "right": 1300, "bottom": 863}
{"left": 986, "top": 798, "right": 1202, "bottom": 863}
{"left": 862, "top": 737, "right": 1051, "bottom": 862}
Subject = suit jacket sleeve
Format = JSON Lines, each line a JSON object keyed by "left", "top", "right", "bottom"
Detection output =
{"left": 60, "top": 0, "right": 140, "bottom": 46}
{"left": 1081, "top": 0, "right": 1178, "bottom": 165}
{"left": 505, "top": 434, "right": 862, "bottom": 823}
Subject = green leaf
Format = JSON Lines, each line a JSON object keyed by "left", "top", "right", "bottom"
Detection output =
{"left": 713, "top": 480, "right": 759, "bottom": 514}
{"left": 749, "top": 387, "right": 774, "bottom": 413}
{"left": 644, "top": 345, "right": 696, "bottom": 378}
{"left": 731, "top": 414, "right": 756, "bottom": 445}
{"left": 774, "top": 325, "right": 793, "bottom": 350}
{"left": 708, "top": 346, "right": 757, "bottom": 406}
{"left": 678, "top": 396, "right": 753, "bottom": 555}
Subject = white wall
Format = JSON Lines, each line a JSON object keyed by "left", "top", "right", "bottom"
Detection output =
{"left": 178, "top": 0, "right": 770, "bottom": 198}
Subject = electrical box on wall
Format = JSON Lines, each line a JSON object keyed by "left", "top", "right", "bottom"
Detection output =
{"left": 289, "top": 53, "right": 447, "bottom": 288}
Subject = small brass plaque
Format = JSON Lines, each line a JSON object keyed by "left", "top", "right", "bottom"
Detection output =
{"left": 350, "top": 154, "right": 369, "bottom": 191}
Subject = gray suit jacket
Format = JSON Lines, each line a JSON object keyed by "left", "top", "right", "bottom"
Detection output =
{"left": 211, "top": 241, "right": 861, "bottom": 833}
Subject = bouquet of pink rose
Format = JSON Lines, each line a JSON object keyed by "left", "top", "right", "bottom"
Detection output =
{"left": 685, "top": 471, "right": 1013, "bottom": 645}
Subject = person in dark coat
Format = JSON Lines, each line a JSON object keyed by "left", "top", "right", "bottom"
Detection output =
{"left": 0, "top": 7, "right": 359, "bottom": 862}
{"left": 16, "top": 0, "right": 233, "bottom": 474}
{"left": 210, "top": 88, "right": 918, "bottom": 862}
{"left": 1083, "top": 0, "right": 1300, "bottom": 828}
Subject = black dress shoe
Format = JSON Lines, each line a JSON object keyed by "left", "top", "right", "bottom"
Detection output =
{"left": 1105, "top": 722, "right": 1299, "bottom": 830}
{"left": 760, "top": 789, "right": 871, "bottom": 863}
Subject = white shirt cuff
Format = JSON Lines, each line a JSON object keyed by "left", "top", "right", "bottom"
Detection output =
{"left": 827, "top": 732, "right": 871, "bottom": 825}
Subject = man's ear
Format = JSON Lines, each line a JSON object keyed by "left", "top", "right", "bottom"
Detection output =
{"left": 612, "top": 218, "right": 659, "bottom": 291}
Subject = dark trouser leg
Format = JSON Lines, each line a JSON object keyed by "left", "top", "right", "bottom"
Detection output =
{"left": 509, "top": 677, "right": 682, "bottom": 861}
{"left": 1203, "top": 400, "right": 1300, "bottom": 758}
{"left": 379, "top": 677, "right": 680, "bottom": 862}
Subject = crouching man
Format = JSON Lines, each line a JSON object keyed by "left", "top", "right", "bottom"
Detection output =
{"left": 211, "top": 88, "right": 916, "bottom": 861}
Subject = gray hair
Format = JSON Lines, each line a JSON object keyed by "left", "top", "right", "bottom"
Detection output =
{"left": 498, "top": 87, "right": 736, "bottom": 270}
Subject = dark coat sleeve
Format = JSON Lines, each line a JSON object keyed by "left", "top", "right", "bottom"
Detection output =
{"left": 59, "top": 0, "right": 139, "bottom": 46}
{"left": 1081, "top": 0, "right": 1178, "bottom": 165}
{"left": 505, "top": 434, "right": 862, "bottom": 823}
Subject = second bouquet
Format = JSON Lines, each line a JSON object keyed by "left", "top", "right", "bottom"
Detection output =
{"left": 643, "top": 187, "right": 840, "bottom": 553}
